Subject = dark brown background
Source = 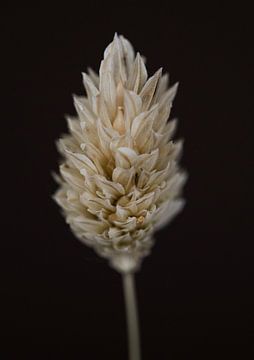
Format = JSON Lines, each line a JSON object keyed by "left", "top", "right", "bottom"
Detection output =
{"left": 1, "top": 2, "right": 254, "bottom": 359}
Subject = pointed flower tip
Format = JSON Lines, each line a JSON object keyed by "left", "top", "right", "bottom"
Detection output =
{"left": 172, "top": 82, "right": 180, "bottom": 96}
{"left": 152, "top": 67, "right": 163, "bottom": 80}
{"left": 157, "top": 67, "right": 163, "bottom": 79}
{"left": 173, "top": 82, "right": 180, "bottom": 92}
{"left": 64, "top": 113, "right": 71, "bottom": 121}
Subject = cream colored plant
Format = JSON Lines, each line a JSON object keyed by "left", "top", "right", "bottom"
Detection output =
{"left": 54, "top": 34, "right": 186, "bottom": 360}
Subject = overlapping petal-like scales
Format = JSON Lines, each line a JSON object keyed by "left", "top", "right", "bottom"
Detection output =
{"left": 54, "top": 34, "right": 187, "bottom": 272}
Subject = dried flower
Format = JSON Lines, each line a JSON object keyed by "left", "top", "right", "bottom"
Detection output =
{"left": 54, "top": 34, "right": 187, "bottom": 273}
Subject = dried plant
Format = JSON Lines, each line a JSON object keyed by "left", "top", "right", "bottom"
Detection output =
{"left": 53, "top": 34, "right": 186, "bottom": 360}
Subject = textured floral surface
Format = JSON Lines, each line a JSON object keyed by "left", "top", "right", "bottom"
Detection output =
{"left": 54, "top": 34, "right": 187, "bottom": 272}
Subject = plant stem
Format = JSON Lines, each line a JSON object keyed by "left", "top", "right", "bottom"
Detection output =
{"left": 122, "top": 272, "right": 141, "bottom": 360}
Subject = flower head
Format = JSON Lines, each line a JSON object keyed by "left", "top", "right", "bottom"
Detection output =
{"left": 54, "top": 34, "right": 187, "bottom": 273}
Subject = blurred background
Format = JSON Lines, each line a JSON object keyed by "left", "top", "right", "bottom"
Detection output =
{"left": 1, "top": 2, "right": 254, "bottom": 359}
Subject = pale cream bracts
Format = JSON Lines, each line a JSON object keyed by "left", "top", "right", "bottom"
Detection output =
{"left": 54, "top": 34, "right": 187, "bottom": 273}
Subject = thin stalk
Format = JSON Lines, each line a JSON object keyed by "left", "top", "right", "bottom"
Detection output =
{"left": 122, "top": 272, "right": 141, "bottom": 360}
